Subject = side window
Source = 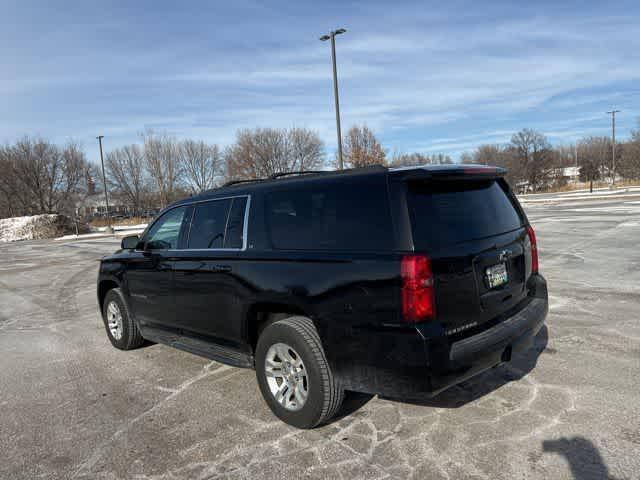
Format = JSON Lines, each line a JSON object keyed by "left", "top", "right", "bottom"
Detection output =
{"left": 265, "top": 178, "right": 392, "bottom": 251}
{"left": 145, "top": 207, "right": 188, "bottom": 250}
{"left": 224, "top": 197, "right": 248, "bottom": 249}
{"left": 187, "top": 199, "right": 231, "bottom": 249}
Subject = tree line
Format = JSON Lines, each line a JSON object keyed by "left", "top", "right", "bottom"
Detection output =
{"left": 459, "top": 127, "right": 640, "bottom": 191}
{"left": 1, "top": 122, "right": 640, "bottom": 219}
{"left": 0, "top": 138, "right": 91, "bottom": 219}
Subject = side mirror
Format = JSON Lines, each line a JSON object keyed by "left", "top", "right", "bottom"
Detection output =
{"left": 121, "top": 235, "right": 139, "bottom": 250}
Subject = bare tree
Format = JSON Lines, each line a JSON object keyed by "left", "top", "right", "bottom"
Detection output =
{"left": 0, "top": 145, "right": 20, "bottom": 217}
{"left": 179, "top": 140, "right": 223, "bottom": 193}
{"left": 225, "top": 127, "right": 324, "bottom": 181}
{"left": 459, "top": 151, "right": 474, "bottom": 164}
{"left": 510, "top": 129, "right": 553, "bottom": 191}
{"left": 225, "top": 128, "right": 288, "bottom": 181}
{"left": 472, "top": 145, "right": 504, "bottom": 166}
{"left": 59, "top": 142, "right": 90, "bottom": 214}
{"left": 390, "top": 152, "right": 453, "bottom": 167}
{"left": 579, "top": 159, "right": 601, "bottom": 192}
{"left": 105, "top": 144, "right": 147, "bottom": 214}
{"left": 578, "top": 137, "right": 610, "bottom": 179}
{"left": 390, "top": 152, "right": 426, "bottom": 167}
{"left": 619, "top": 122, "right": 640, "bottom": 179}
{"left": 288, "top": 127, "right": 324, "bottom": 172}
{"left": 2, "top": 137, "right": 88, "bottom": 216}
{"left": 143, "top": 131, "right": 183, "bottom": 207}
{"left": 342, "top": 125, "right": 386, "bottom": 168}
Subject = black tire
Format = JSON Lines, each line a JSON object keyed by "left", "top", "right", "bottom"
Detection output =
{"left": 102, "top": 288, "right": 144, "bottom": 350}
{"left": 255, "top": 316, "right": 343, "bottom": 429}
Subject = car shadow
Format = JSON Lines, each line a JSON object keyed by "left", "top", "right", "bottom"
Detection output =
{"left": 382, "top": 325, "right": 549, "bottom": 409}
{"left": 542, "top": 436, "right": 617, "bottom": 480}
{"left": 332, "top": 325, "right": 549, "bottom": 415}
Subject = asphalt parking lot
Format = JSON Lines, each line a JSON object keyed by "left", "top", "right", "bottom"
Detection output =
{"left": 1, "top": 195, "right": 639, "bottom": 480}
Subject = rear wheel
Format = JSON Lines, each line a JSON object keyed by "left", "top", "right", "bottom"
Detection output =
{"left": 255, "top": 316, "right": 343, "bottom": 428}
{"left": 102, "top": 288, "right": 144, "bottom": 350}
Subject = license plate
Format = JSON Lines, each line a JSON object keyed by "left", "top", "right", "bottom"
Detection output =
{"left": 486, "top": 262, "right": 508, "bottom": 289}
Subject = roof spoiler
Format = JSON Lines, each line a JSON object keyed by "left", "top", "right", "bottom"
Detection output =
{"left": 393, "top": 165, "right": 506, "bottom": 182}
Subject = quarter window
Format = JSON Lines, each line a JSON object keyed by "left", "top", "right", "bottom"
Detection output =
{"left": 265, "top": 178, "right": 392, "bottom": 251}
{"left": 224, "top": 197, "right": 248, "bottom": 249}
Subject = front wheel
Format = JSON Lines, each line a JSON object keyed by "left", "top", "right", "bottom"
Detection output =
{"left": 102, "top": 288, "right": 144, "bottom": 350}
{"left": 255, "top": 316, "right": 343, "bottom": 429}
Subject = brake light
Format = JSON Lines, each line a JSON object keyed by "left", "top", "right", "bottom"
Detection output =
{"left": 526, "top": 225, "right": 539, "bottom": 273}
{"left": 401, "top": 255, "right": 435, "bottom": 323}
{"left": 461, "top": 166, "right": 498, "bottom": 175}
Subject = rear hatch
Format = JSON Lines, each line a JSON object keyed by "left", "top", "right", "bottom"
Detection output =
{"left": 405, "top": 171, "right": 532, "bottom": 335}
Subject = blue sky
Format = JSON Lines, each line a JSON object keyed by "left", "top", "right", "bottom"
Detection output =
{"left": 1, "top": 0, "right": 639, "bottom": 163}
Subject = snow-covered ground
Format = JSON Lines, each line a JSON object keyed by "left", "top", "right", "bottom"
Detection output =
{"left": 0, "top": 214, "right": 80, "bottom": 243}
{"left": 519, "top": 185, "right": 640, "bottom": 198}
{"left": 94, "top": 223, "right": 148, "bottom": 232}
{"left": 519, "top": 186, "right": 640, "bottom": 203}
{"left": 0, "top": 214, "right": 147, "bottom": 243}
{"left": 56, "top": 223, "right": 147, "bottom": 241}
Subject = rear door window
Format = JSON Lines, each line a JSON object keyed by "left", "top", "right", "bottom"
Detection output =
{"left": 265, "top": 178, "right": 392, "bottom": 251}
{"left": 187, "top": 199, "right": 231, "bottom": 249}
{"left": 408, "top": 179, "right": 523, "bottom": 249}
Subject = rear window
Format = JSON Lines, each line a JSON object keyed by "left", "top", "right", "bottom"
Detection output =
{"left": 265, "top": 178, "right": 392, "bottom": 251}
{"left": 408, "top": 179, "right": 523, "bottom": 249}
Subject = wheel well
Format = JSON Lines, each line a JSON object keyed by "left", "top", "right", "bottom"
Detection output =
{"left": 98, "top": 280, "right": 119, "bottom": 310}
{"left": 246, "top": 304, "right": 307, "bottom": 353}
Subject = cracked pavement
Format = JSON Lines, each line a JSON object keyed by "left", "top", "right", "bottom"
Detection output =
{"left": 1, "top": 198, "right": 639, "bottom": 479}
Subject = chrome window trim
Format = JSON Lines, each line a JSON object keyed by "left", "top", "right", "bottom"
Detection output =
{"left": 137, "top": 194, "right": 251, "bottom": 252}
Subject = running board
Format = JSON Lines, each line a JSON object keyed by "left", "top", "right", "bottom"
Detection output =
{"left": 142, "top": 327, "right": 254, "bottom": 369}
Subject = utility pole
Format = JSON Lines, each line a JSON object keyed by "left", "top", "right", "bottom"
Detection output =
{"left": 96, "top": 135, "right": 113, "bottom": 233}
{"left": 606, "top": 110, "right": 620, "bottom": 186}
{"left": 320, "top": 28, "right": 346, "bottom": 170}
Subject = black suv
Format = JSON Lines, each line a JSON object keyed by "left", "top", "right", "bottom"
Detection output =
{"left": 97, "top": 165, "right": 547, "bottom": 428}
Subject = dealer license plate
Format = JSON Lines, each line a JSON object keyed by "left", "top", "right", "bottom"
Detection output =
{"left": 486, "top": 262, "right": 508, "bottom": 289}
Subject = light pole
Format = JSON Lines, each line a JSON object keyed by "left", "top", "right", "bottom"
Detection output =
{"left": 606, "top": 109, "right": 620, "bottom": 186}
{"left": 96, "top": 135, "right": 112, "bottom": 233}
{"left": 320, "top": 28, "right": 346, "bottom": 170}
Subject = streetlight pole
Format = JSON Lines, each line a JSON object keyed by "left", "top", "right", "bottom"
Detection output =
{"left": 320, "top": 28, "right": 346, "bottom": 170}
{"left": 606, "top": 110, "right": 620, "bottom": 186}
{"left": 96, "top": 135, "right": 112, "bottom": 233}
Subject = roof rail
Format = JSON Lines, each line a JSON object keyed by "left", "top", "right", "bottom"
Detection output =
{"left": 223, "top": 178, "right": 265, "bottom": 187}
{"left": 223, "top": 165, "right": 388, "bottom": 188}
{"left": 270, "top": 170, "right": 328, "bottom": 179}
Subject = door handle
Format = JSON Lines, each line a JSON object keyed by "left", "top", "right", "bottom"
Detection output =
{"left": 213, "top": 264, "right": 232, "bottom": 272}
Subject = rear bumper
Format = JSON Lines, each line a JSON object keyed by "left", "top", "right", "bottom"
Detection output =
{"left": 425, "top": 294, "right": 546, "bottom": 396}
{"left": 335, "top": 274, "right": 548, "bottom": 398}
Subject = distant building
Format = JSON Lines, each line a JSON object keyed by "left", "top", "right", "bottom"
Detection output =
{"left": 76, "top": 194, "right": 131, "bottom": 217}
{"left": 561, "top": 166, "right": 580, "bottom": 182}
{"left": 515, "top": 181, "right": 531, "bottom": 194}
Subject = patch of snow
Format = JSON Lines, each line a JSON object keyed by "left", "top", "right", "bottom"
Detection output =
{"left": 0, "top": 214, "right": 80, "bottom": 242}
{"left": 520, "top": 193, "right": 640, "bottom": 203}
{"left": 56, "top": 228, "right": 146, "bottom": 241}
{"left": 94, "top": 223, "right": 147, "bottom": 232}
{"left": 56, "top": 232, "right": 116, "bottom": 241}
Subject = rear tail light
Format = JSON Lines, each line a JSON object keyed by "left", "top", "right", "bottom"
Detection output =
{"left": 526, "top": 225, "right": 539, "bottom": 273}
{"left": 401, "top": 255, "right": 435, "bottom": 323}
{"left": 461, "top": 166, "right": 498, "bottom": 175}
